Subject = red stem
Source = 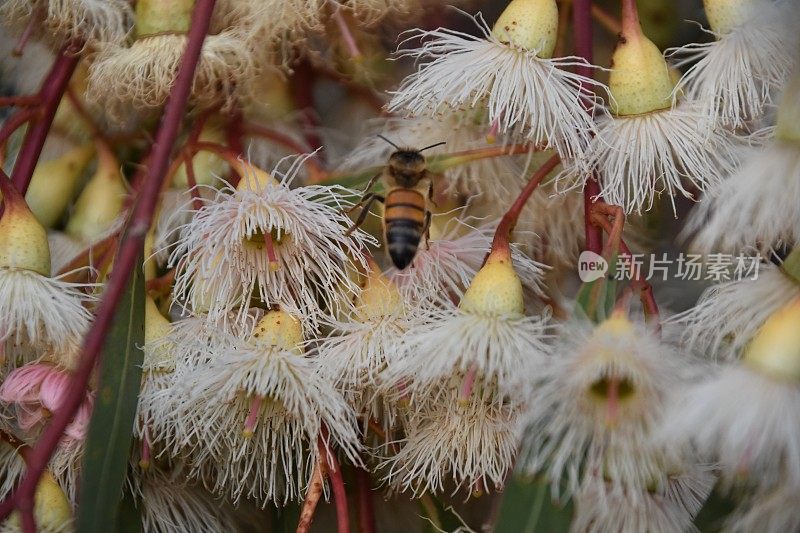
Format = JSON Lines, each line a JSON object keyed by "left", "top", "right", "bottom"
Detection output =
{"left": 0, "top": 109, "right": 36, "bottom": 164}
{"left": 184, "top": 151, "right": 203, "bottom": 211}
{"left": 0, "top": 1, "right": 217, "bottom": 527}
{"left": 11, "top": 41, "right": 82, "bottom": 195}
{"left": 226, "top": 109, "right": 244, "bottom": 186}
{"left": 491, "top": 154, "right": 561, "bottom": 254}
{"left": 591, "top": 208, "right": 661, "bottom": 327}
{"left": 318, "top": 433, "right": 349, "bottom": 533}
{"left": 289, "top": 60, "right": 325, "bottom": 160}
{"left": 356, "top": 468, "right": 376, "bottom": 533}
{"left": 0, "top": 95, "right": 40, "bottom": 108}
{"left": 572, "top": 0, "right": 604, "bottom": 255}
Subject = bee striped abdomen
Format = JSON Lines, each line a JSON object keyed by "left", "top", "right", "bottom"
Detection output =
{"left": 384, "top": 189, "right": 426, "bottom": 270}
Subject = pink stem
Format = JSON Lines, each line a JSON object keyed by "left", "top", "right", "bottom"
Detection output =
{"left": 12, "top": 13, "right": 38, "bottom": 57}
{"left": 11, "top": 41, "right": 82, "bottom": 195}
{"left": 332, "top": 6, "right": 363, "bottom": 60}
{"left": 0, "top": 1, "right": 218, "bottom": 527}
{"left": 459, "top": 365, "right": 478, "bottom": 402}
{"left": 621, "top": 0, "right": 641, "bottom": 35}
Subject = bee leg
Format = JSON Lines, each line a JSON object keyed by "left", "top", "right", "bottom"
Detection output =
{"left": 346, "top": 192, "right": 375, "bottom": 215}
{"left": 345, "top": 194, "right": 384, "bottom": 236}
{"left": 428, "top": 182, "right": 438, "bottom": 209}
{"left": 421, "top": 210, "right": 432, "bottom": 250}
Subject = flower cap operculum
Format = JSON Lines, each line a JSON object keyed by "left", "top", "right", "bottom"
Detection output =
{"left": 25, "top": 143, "right": 95, "bottom": 228}
{"left": 234, "top": 161, "right": 280, "bottom": 193}
{"left": 703, "top": 0, "right": 756, "bottom": 35}
{"left": 135, "top": 0, "right": 195, "bottom": 38}
{"left": 356, "top": 264, "right": 403, "bottom": 321}
{"left": 0, "top": 194, "right": 51, "bottom": 276}
{"left": 491, "top": 0, "right": 559, "bottom": 58}
{"left": 743, "top": 298, "right": 800, "bottom": 383}
{"left": 775, "top": 71, "right": 800, "bottom": 144}
{"left": 65, "top": 148, "right": 128, "bottom": 242}
{"left": 609, "top": 31, "right": 674, "bottom": 116}
{"left": 7, "top": 472, "right": 72, "bottom": 531}
{"left": 250, "top": 310, "right": 304, "bottom": 354}
{"left": 459, "top": 248, "right": 524, "bottom": 316}
{"left": 144, "top": 296, "right": 175, "bottom": 372}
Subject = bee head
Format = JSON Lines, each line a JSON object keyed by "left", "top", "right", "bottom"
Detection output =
{"left": 388, "top": 149, "right": 426, "bottom": 186}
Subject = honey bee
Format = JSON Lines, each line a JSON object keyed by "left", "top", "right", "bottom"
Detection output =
{"left": 347, "top": 136, "right": 446, "bottom": 269}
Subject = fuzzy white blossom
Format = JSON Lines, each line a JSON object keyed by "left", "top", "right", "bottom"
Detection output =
{"left": 667, "top": 0, "right": 798, "bottom": 128}
{"left": 168, "top": 156, "right": 376, "bottom": 329}
{"left": 388, "top": 10, "right": 605, "bottom": 163}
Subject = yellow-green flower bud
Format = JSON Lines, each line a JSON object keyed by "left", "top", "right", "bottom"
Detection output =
{"left": 6, "top": 472, "right": 72, "bottom": 531}
{"left": 355, "top": 264, "right": 403, "bottom": 321}
{"left": 65, "top": 146, "right": 128, "bottom": 242}
{"left": 135, "top": 0, "right": 196, "bottom": 38}
{"left": 609, "top": 30, "right": 674, "bottom": 116}
{"left": 743, "top": 298, "right": 800, "bottom": 383}
{"left": 491, "top": 0, "right": 559, "bottom": 58}
{"left": 0, "top": 189, "right": 51, "bottom": 276}
{"left": 25, "top": 143, "right": 95, "bottom": 228}
{"left": 173, "top": 123, "right": 228, "bottom": 189}
{"left": 704, "top": 0, "right": 753, "bottom": 35}
{"left": 250, "top": 310, "right": 304, "bottom": 354}
{"left": 460, "top": 248, "right": 524, "bottom": 316}
{"left": 775, "top": 71, "right": 800, "bottom": 144}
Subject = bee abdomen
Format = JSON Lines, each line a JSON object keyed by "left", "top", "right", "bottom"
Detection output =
{"left": 386, "top": 219, "right": 422, "bottom": 269}
{"left": 384, "top": 189, "right": 425, "bottom": 270}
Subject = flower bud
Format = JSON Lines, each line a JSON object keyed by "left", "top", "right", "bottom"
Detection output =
{"left": 460, "top": 248, "right": 524, "bottom": 316}
{"left": 703, "top": 0, "right": 755, "bottom": 35}
{"left": 609, "top": 30, "right": 674, "bottom": 116}
{"left": 25, "top": 143, "right": 95, "bottom": 228}
{"left": 65, "top": 145, "right": 128, "bottom": 242}
{"left": 173, "top": 122, "right": 228, "bottom": 189}
{"left": 0, "top": 186, "right": 51, "bottom": 276}
{"left": 743, "top": 298, "right": 800, "bottom": 383}
{"left": 775, "top": 71, "right": 800, "bottom": 144}
{"left": 491, "top": 0, "right": 559, "bottom": 58}
{"left": 143, "top": 230, "right": 158, "bottom": 282}
{"left": 234, "top": 161, "right": 280, "bottom": 193}
{"left": 6, "top": 472, "right": 72, "bottom": 532}
{"left": 250, "top": 310, "right": 304, "bottom": 354}
{"left": 135, "top": 0, "right": 195, "bottom": 38}
{"left": 144, "top": 296, "right": 175, "bottom": 372}
{"left": 355, "top": 263, "right": 403, "bottom": 321}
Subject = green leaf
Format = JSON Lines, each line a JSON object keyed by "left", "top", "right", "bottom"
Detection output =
{"left": 114, "top": 486, "right": 142, "bottom": 533}
{"left": 272, "top": 503, "right": 301, "bottom": 533}
{"left": 574, "top": 253, "right": 619, "bottom": 323}
{"left": 77, "top": 251, "right": 145, "bottom": 532}
{"left": 494, "top": 476, "right": 573, "bottom": 533}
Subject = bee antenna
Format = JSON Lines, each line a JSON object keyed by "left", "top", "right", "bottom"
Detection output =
{"left": 377, "top": 135, "right": 401, "bottom": 150}
{"left": 419, "top": 141, "right": 447, "bottom": 152}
